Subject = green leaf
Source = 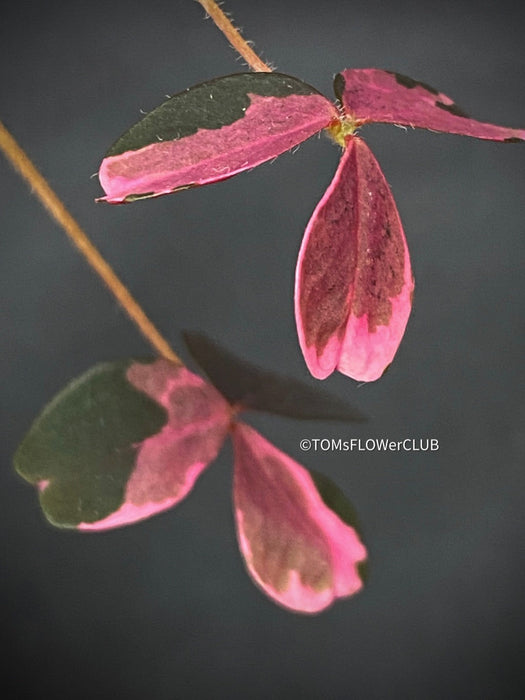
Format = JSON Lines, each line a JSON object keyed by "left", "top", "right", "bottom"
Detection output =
{"left": 183, "top": 331, "right": 367, "bottom": 422}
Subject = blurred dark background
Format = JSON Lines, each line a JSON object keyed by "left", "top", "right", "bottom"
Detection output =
{"left": 2, "top": 0, "right": 524, "bottom": 697}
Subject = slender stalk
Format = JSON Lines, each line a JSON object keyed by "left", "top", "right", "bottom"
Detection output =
{"left": 0, "top": 121, "right": 181, "bottom": 364}
{"left": 195, "top": 0, "right": 273, "bottom": 72}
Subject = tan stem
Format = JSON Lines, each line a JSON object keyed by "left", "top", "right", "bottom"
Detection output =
{"left": 195, "top": 0, "right": 273, "bottom": 72}
{"left": 0, "top": 120, "right": 182, "bottom": 365}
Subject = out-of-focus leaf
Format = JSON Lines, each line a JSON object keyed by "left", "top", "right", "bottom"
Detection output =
{"left": 309, "top": 469, "right": 368, "bottom": 582}
{"left": 309, "top": 470, "right": 362, "bottom": 533}
{"left": 14, "top": 359, "right": 230, "bottom": 529}
{"left": 183, "top": 331, "right": 367, "bottom": 422}
{"left": 231, "top": 422, "right": 367, "bottom": 613}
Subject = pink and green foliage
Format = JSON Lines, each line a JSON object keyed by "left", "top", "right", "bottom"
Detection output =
{"left": 98, "top": 73, "right": 337, "bottom": 204}
{"left": 15, "top": 336, "right": 367, "bottom": 614}
{"left": 295, "top": 137, "right": 413, "bottom": 382}
{"left": 81, "top": 360, "right": 232, "bottom": 531}
{"left": 14, "top": 359, "right": 230, "bottom": 530}
{"left": 98, "top": 69, "right": 524, "bottom": 382}
{"left": 233, "top": 423, "right": 366, "bottom": 613}
{"left": 334, "top": 69, "right": 525, "bottom": 141}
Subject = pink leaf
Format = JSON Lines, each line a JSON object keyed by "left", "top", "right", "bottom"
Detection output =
{"left": 295, "top": 136, "right": 414, "bottom": 382}
{"left": 232, "top": 422, "right": 367, "bottom": 614}
{"left": 80, "top": 360, "right": 231, "bottom": 530}
{"left": 335, "top": 69, "right": 525, "bottom": 141}
{"left": 98, "top": 73, "right": 337, "bottom": 203}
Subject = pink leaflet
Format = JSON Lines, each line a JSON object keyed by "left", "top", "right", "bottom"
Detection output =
{"left": 231, "top": 422, "right": 366, "bottom": 614}
{"left": 337, "top": 69, "right": 525, "bottom": 141}
{"left": 295, "top": 136, "right": 414, "bottom": 383}
{"left": 98, "top": 92, "right": 337, "bottom": 203}
{"left": 79, "top": 360, "right": 231, "bottom": 531}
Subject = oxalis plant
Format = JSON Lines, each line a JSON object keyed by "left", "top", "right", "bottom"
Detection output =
{"left": 2, "top": 0, "right": 523, "bottom": 614}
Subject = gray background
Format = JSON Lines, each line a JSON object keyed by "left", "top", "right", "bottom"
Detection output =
{"left": 1, "top": 0, "right": 524, "bottom": 697}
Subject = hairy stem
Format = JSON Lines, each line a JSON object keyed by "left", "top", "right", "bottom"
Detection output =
{"left": 195, "top": 0, "right": 273, "bottom": 72}
{"left": 0, "top": 121, "right": 181, "bottom": 364}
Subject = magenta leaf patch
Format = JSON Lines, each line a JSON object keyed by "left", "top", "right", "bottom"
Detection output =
{"left": 295, "top": 137, "right": 413, "bottom": 382}
{"left": 98, "top": 72, "right": 337, "bottom": 203}
{"left": 99, "top": 69, "right": 523, "bottom": 381}
{"left": 183, "top": 331, "right": 367, "bottom": 421}
{"left": 15, "top": 356, "right": 367, "bottom": 613}
{"left": 334, "top": 69, "right": 525, "bottom": 141}
{"left": 232, "top": 422, "right": 367, "bottom": 613}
